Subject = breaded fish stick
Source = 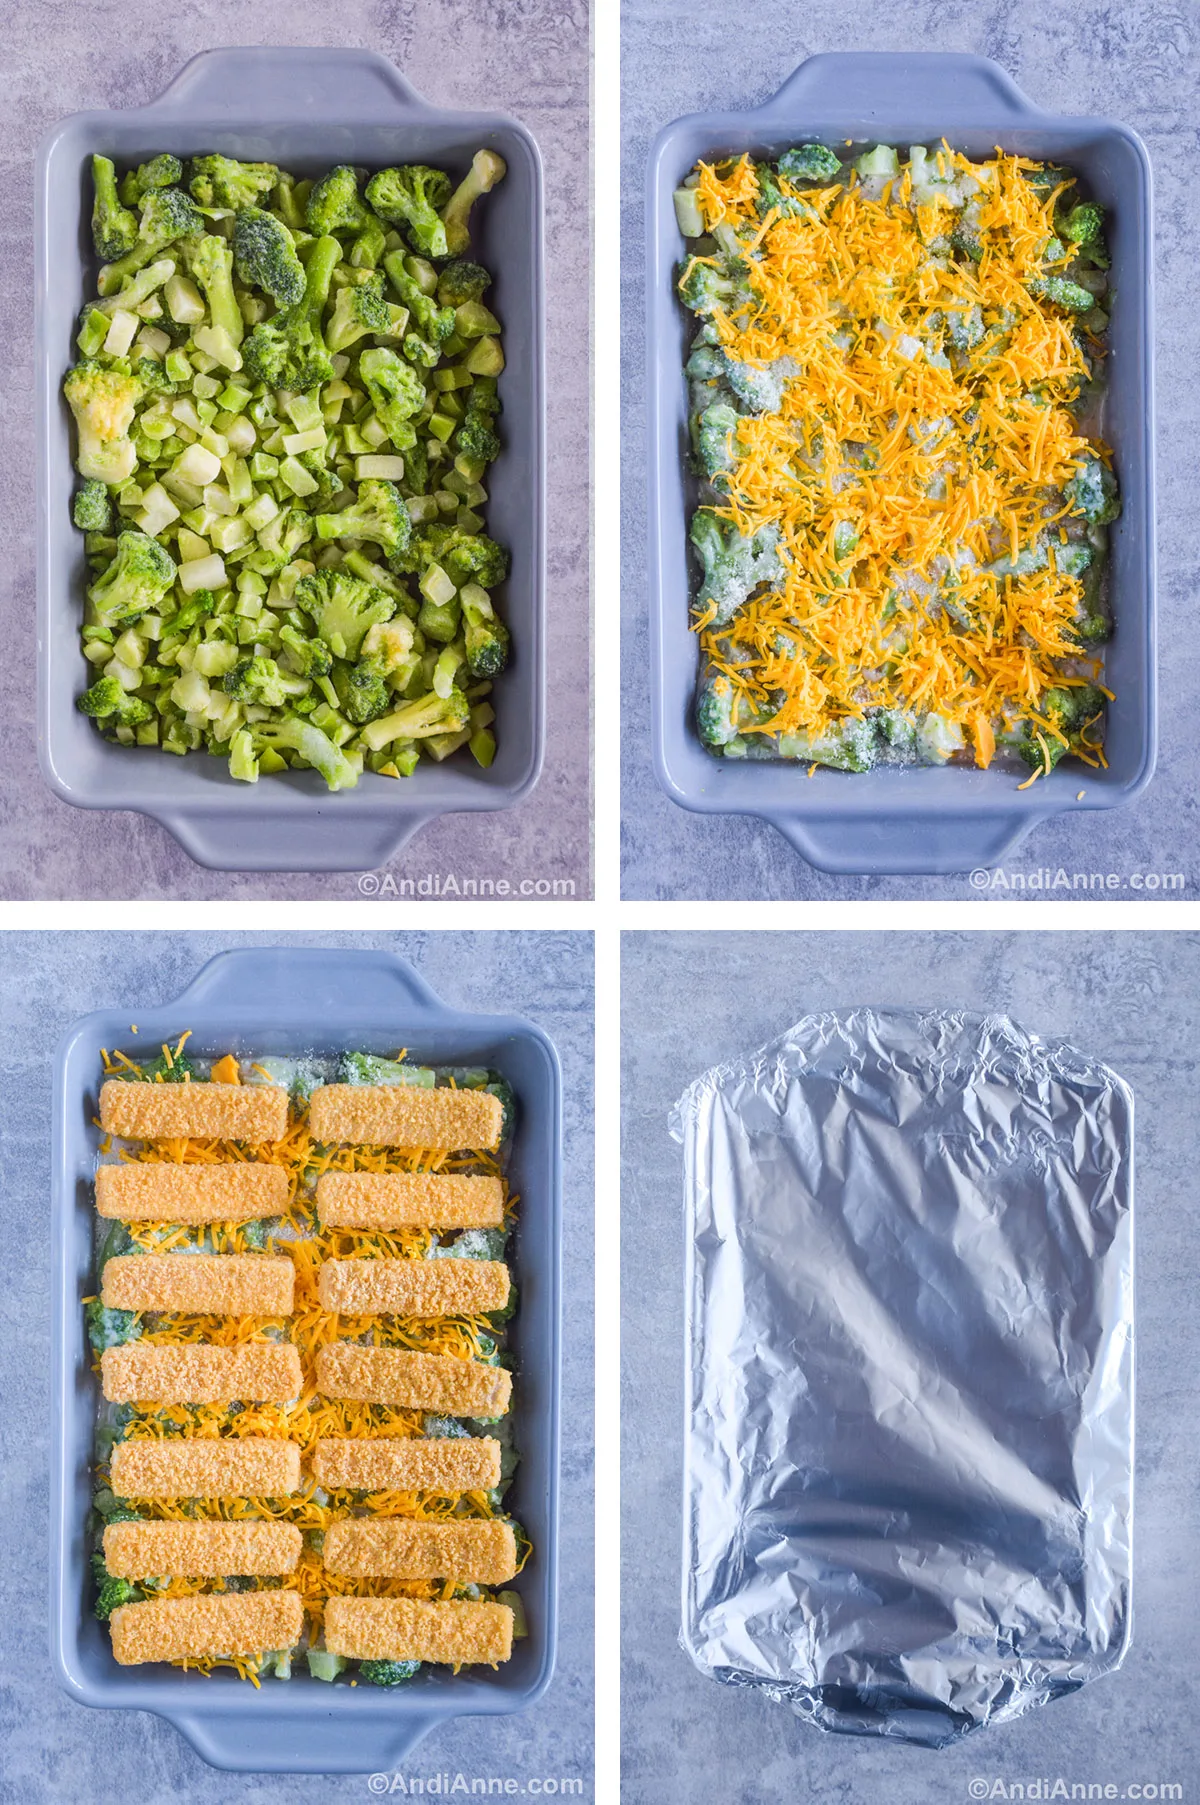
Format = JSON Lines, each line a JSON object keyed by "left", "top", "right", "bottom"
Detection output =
{"left": 110, "top": 1437, "right": 301, "bottom": 1500}
{"left": 311, "top": 1435, "right": 501, "bottom": 1494}
{"left": 309, "top": 1085, "right": 502, "bottom": 1150}
{"left": 324, "top": 1517, "right": 517, "bottom": 1583}
{"left": 102, "top": 1254, "right": 295, "bottom": 1316}
{"left": 96, "top": 1161, "right": 289, "bottom": 1222}
{"left": 324, "top": 1596, "right": 513, "bottom": 1666}
{"left": 316, "top": 1344, "right": 511, "bottom": 1416}
{"left": 110, "top": 1591, "right": 304, "bottom": 1665}
{"left": 316, "top": 1172, "right": 503, "bottom": 1231}
{"left": 104, "top": 1519, "right": 302, "bottom": 1579}
{"left": 318, "top": 1258, "right": 509, "bottom": 1317}
{"left": 101, "top": 1343, "right": 302, "bottom": 1404}
{"left": 100, "top": 1080, "right": 288, "bottom": 1143}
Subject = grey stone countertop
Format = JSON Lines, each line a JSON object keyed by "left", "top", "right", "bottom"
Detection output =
{"left": 2, "top": 0, "right": 590, "bottom": 899}
{"left": 0, "top": 929, "right": 593, "bottom": 1799}
{"left": 621, "top": 0, "right": 1200, "bottom": 899}
{"left": 621, "top": 928, "right": 1200, "bottom": 1801}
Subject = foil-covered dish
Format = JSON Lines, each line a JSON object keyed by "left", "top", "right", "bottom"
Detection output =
{"left": 671, "top": 1008, "right": 1133, "bottom": 1746}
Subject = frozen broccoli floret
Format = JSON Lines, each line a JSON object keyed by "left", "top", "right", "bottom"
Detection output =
{"left": 1017, "top": 684, "right": 1105, "bottom": 771}
{"left": 186, "top": 231, "right": 245, "bottom": 353}
{"left": 90, "top": 155, "right": 138, "bottom": 262}
{"left": 294, "top": 568, "right": 397, "bottom": 660}
{"left": 129, "top": 154, "right": 183, "bottom": 198}
{"left": 76, "top": 675, "right": 153, "bottom": 729}
{"left": 305, "top": 164, "right": 369, "bottom": 236}
{"left": 63, "top": 361, "right": 143, "bottom": 484}
{"left": 677, "top": 255, "right": 752, "bottom": 318}
{"left": 1028, "top": 274, "right": 1096, "bottom": 313}
{"left": 382, "top": 252, "right": 456, "bottom": 342}
{"left": 188, "top": 154, "right": 279, "bottom": 210}
{"left": 222, "top": 655, "right": 291, "bottom": 708}
{"left": 241, "top": 234, "right": 340, "bottom": 391}
{"left": 687, "top": 343, "right": 785, "bottom": 415}
{"left": 232, "top": 207, "right": 306, "bottom": 308}
{"left": 440, "top": 150, "right": 507, "bottom": 256}
{"left": 461, "top": 586, "right": 510, "bottom": 678}
{"left": 325, "top": 271, "right": 390, "bottom": 353}
{"left": 437, "top": 260, "right": 491, "bottom": 307}
{"left": 72, "top": 479, "right": 112, "bottom": 532}
{"left": 694, "top": 403, "right": 740, "bottom": 483}
{"left": 1064, "top": 454, "right": 1120, "bottom": 525}
{"left": 87, "top": 529, "right": 176, "bottom": 627}
{"left": 99, "top": 187, "right": 204, "bottom": 290}
{"left": 689, "top": 510, "right": 783, "bottom": 626}
{"left": 257, "top": 714, "right": 359, "bottom": 791}
{"left": 777, "top": 144, "right": 842, "bottom": 184}
{"left": 331, "top": 655, "right": 391, "bottom": 724}
{"left": 314, "top": 479, "right": 411, "bottom": 560}
{"left": 95, "top": 1575, "right": 141, "bottom": 1621}
{"left": 365, "top": 164, "right": 453, "bottom": 258}
{"left": 85, "top": 1297, "right": 141, "bottom": 1351}
{"left": 357, "top": 347, "right": 426, "bottom": 449}
{"left": 358, "top": 1660, "right": 420, "bottom": 1686}
{"left": 278, "top": 622, "right": 332, "bottom": 679}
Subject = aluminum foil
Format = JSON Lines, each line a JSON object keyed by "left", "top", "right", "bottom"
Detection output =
{"left": 671, "top": 1009, "right": 1134, "bottom": 1747}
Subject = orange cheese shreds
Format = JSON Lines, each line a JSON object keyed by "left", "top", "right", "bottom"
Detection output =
{"left": 684, "top": 148, "right": 1112, "bottom": 769}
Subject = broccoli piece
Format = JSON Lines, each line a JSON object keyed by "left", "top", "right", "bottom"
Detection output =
{"left": 294, "top": 568, "right": 397, "bottom": 659}
{"left": 325, "top": 271, "right": 390, "bottom": 352}
{"left": 232, "top": 207, "right": 306, "bottom": 308}
{"left": 440, "top": 150, "right": 507, "bottom": 257}
{"left": 95, "top": 1575, "right": 141, "bottom": 1621}
{"left": 1017, "top": 684, "right": 1105, "bottom": 770}
{"left": 140, "top": 1047, "right": 199, "bottom": 1082}
{"left": 314, "top": 479, "right": 411, "bottom": 560}
{"left": 339, "top": 1051, "right": 434, "bottom": 1085}
{"left": 160, "top": 588, "right": 217, "bottom": 636}
{"left": 188, "top": 154, "right": 279, "bottom": 210}
{"left": 73, "top": 480, "right": 112, "bottom": 532}
{"left": 455, "top": 405, "right": 501, "bottom": 468}
{"left": 63, "top": 360, "right": 143, "bottom": 485}
{"left": 696, "top": 669, "right": 740, "bottom": 746}
{"left": 1027, "top": 274, "right": 1096, "bottom": 313}
{"left": 305, "top": 164, "right": 369, "bottom": 236}
{"left": 358, "top": 347, "right": 426, "bottom": 448}
{"left": 695, "top": 402, "right": 740, "bottom": 482}
{"left": 777, "top": 144, "right": 842, "bottom": 183}
{"left": 437, "top": 260, "right": 491, "bottom": 307}
{"left": 944, "top": 304, "right": 985, "bottom": 351}
{"left": 950, "top": 222, "right": 983, "bottom": 262}
{"left": 365, "top": 164, "right": 453, "bottom": 257}
{"left": 441, "top": 532, "right": 508, "bottom": 588}
{"left": 186, "top": 232, "right": 245, "bottom": 353}
{"left": 365, "top": 687, "right": 470, "bottom": 744}
{"left": 382, "top": 253, "right": 457, "bottom": 342}
{"left": 92, "top": 258, "right": 177, "bottom": 319}
{"left": 362, "top": 616, "right": 418, "bottom": 674}
{"left": 686, "top": 343, "right": 785, "bottom": 415}
{"left": 129, "top": 153, "right": 183, "bottom": 198}
{"left": 461, "top": 587, "right": 510, "bottom": 678}
{"left": 85, "top": 1298, "right": 141, "bottom": 1351}
{"left": 131, "top": 357, "right": 179, "bottom": 395}
{"left": 677, "top": 255, "right": 752, "bottom": 318}
{"left": 98, "top": 187, "right": 204, "bottom": 290}
{"left": 257, "top": 714, "right": 360, "bottom": 791}
{"left": 350, "top": 213, "right": 388, "bottom": 269}
{"left": 359, "top": 1660, "right": 420, "bottom": 1686}
{"left": 689, "top": 510, "right": 783, "bottom": 626}
{"left": 1064, "top": 454, "right": 1120, "bottom": 525}
{"left": 1060, "top": 201, "right": 1105, "bottom": 249}
{"left": 279, "top": 622, "right": 333, "bottom": 678}
{"left": 241, "top": 234, "right": 341, "bottom": 391}
{"left": 87, "top": 529, "right": 176, "bottom": 627}
{"left": 90, "top": 155, "right": 138, "bottom": 262}
{"left": 306, "top": 1649, "right": 347, "bottom": 1682}
{"left": 77, "top": 675, "right": 153, "bottom": 729}
{"left": 331, "top": 656, "right": 391, "bottom": 724}
{"left": 222, "top": 655, "right": 290, "bottom": 708}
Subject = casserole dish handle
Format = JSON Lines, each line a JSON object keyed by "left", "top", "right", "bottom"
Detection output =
{"left": 752, "top": 51, "right": 1047, "bottom": 124}
{"left": 168, "top": 1708, "right": 445, "bottom": 1774}
{"left": 154, "top": 807, "right": 432, "bottom": 875}
{"left": 768, "top": 810, "right": 1044, "bottom": 876}
{"left": 139, "top": 44, "right": 441, "bottom": 119}
{"left": 176, "top": 944, "right": 449, "bottom": 1017}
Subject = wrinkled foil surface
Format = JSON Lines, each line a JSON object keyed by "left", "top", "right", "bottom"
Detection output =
{"left": 671, "top": 1009, "right": 1133, "bottom": 1746}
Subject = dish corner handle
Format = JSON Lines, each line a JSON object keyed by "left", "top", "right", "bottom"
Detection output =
{"left": 144, "top": 46, "right": 430, "bottom": 119}
{"left": 756, "top": 52, "right": 1043, "bottom": 126}
{"left": 165, "top": 1706, "right": 442, "bottom": 1774}
{"left": 768, "top": 809, "right": 1045, "bottom": 878}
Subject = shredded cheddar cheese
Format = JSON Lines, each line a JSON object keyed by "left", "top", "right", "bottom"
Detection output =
{"left": 681, "top": 145, "right": 1116, "bottom": 778}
